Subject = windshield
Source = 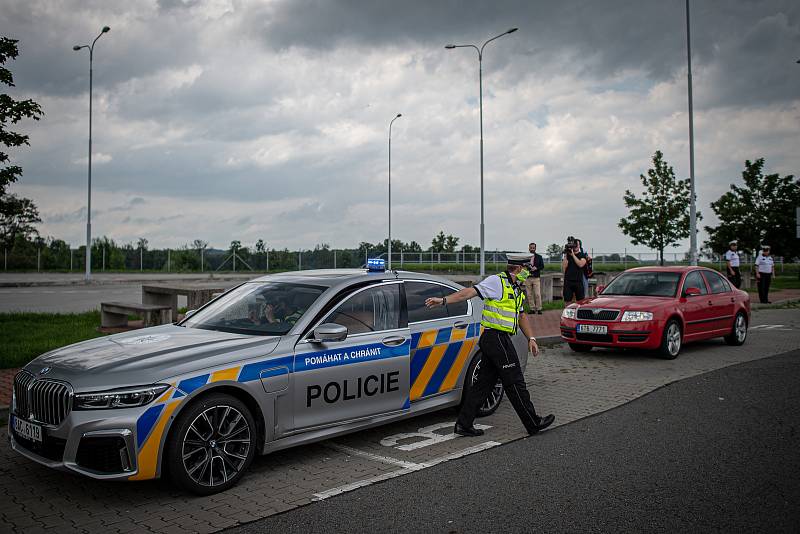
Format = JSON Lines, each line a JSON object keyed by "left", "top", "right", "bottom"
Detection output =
{"left": 601, "top": 272, "right": 681, "bottom": 297}
{"left": 182, "top": 282, "right": 326, "bottom": 336}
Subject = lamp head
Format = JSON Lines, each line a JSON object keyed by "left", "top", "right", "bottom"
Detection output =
{"left": 102, "top": 26, "right": 111, "bottom": 33}
{"left": 73, "top": 45, "right": 82, "bottom": 51}
{"left": 444, "top": 44, "right": 456, "bottom": 49}
{"left": 396, "top": 113, "right": 402, "bottom": 118}
{"left": 507, "top": 28, "right": 518, "bottom": 34}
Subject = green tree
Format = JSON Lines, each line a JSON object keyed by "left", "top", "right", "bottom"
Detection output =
{"left": 1, "top": 37, "right": 44, "bottom": 249}
{"left": 619, "top": 150, "right": 700, "bottom": 266}
{"left": 0, "top": 194, "right": 39, "bottom": 247}
{"left": 546, "top": 243, "right": 561, "bottom": 261}
{"left": 430, "top": 231, "right": 460, "bottom": 252}
{"left": 704, "top": 158, "right": 799, "bottom": 259}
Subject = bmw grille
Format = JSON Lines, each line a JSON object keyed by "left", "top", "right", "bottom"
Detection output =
{"left": 13, "top": 370, "right": 73, "bottom": 426}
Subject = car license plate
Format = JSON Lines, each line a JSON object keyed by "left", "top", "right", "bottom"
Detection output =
{"left": 12, "top": 415, "right": 42, "bottom": 443}
{"left": 577, "top": 324, "right": 608, "bottom": 334}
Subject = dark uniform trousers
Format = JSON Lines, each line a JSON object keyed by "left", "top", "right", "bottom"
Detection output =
{"left": 757, "top": 273, "right": 772, "bottom": 303}
{"left": 727, "top": 267, "right": 741, "bottom": 289}
{"left": 457, "top": 328, "right": 541, "bottom": 434}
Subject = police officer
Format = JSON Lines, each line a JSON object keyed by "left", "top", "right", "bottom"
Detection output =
{"left": 755, "top": 245, "right": 774, "bottom": 304}
{"left": 724, "top": 240, "right": 742, "bottom": 288}
{"left": 425, "top": 253, "right": 555, "bottom": 437}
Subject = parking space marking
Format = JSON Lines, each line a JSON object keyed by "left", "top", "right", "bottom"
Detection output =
{"left": 324, "top": 443, "right": 421, "bottom": 469}
{"left": 314, "top": 440, "right": 501, "bottom": 501}
{"left": 380, "top": 421, "right": 492, "bottom": 451}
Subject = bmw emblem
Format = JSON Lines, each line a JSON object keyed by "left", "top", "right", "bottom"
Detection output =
{"left": 39, "top": 367, "right": 51, "bottom": 375}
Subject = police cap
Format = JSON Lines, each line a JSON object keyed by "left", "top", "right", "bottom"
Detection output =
{"left": 506, "top": 253, "right": 532, "bottom": 266}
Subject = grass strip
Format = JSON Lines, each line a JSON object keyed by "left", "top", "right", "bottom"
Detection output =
{"left": 0, "top": 311, "right": 107, "bottom": 369}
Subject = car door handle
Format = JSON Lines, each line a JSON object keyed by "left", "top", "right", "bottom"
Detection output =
{"left": 381, "top": 336, "right": 406, "bottom": 347}
{"left": 708, "top": 300, "right": 713, "bottom": 306}
{"left": 453, "top": 321, "right": 468, "bottom": 330}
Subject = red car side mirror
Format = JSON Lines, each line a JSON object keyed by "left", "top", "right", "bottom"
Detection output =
{"left": 596, "top": 285, "right": 606, "bottom": 294}
{"left": 684, "top": 287, "right": 702, "bottom": 297}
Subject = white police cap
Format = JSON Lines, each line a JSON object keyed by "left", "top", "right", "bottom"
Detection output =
{"left": 506, "top": 253, "right": 532, "bottom": 265}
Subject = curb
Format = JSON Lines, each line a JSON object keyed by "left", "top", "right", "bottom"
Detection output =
{"left": 536, "top": 335, "right": 563, "bottom": 346}
{"left": 751, "top": 297, "right": 800, "bottom": 310}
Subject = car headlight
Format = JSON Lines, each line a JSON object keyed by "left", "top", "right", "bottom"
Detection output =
{"left": 73, "top": 384, "right": 170, "bottom": 410}
{"left": 620, "top": 311, "right": 654, "bottom": 322}
{"left": 561, "top": 307, "right": 577, "bottom": 319}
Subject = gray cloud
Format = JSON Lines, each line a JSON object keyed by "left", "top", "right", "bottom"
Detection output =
{"left": 3, "top": 0, "right": 799, "bottom": 252}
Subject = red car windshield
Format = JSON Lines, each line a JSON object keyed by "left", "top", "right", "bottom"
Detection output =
{"left": 602, "top": 272, "right": 681, "bottom": 297}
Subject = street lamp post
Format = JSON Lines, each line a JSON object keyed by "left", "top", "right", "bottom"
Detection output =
{"left": 445, "top": 28, "right": 517, "bottom": 277}
{"left": 388, "top": 113, "right": 402, "bottom": 270}
{"left": 685, "top": 1, "right": 697, "bottom": 266}
{"left": 73, "top": 26, "right": 111, "bottom": 282}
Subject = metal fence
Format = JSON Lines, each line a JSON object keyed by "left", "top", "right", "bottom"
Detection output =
{"left": 2, "top": 246, "right": 793, "bottom": 273}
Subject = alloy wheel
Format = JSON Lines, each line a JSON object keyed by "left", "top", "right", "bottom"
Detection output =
{"left": 735, "top": 315, "right": 747, "bottom": 343}
{"left": 181, "top": 405, "right": 252, "bottom": 488}
{"left": 667, "top": 322, "right": 682, "bottom": 356}
{"left": 472, "top": 359, "right": 503, "bottom": 412}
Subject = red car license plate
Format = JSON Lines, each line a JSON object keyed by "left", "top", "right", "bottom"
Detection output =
{"left": 577, "top": 324, "right": 608, "bottom": 334}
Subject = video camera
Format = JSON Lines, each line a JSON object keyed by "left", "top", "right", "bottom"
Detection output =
{"left": 563, "top": 236, "right": 577, "bottom": 255}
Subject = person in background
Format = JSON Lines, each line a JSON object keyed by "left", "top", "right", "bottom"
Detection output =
{"left": 523, "top": 242, "right": 545, "bottom": 315}
{"left": 725, "top": 240, "right": 741, "bottom": 288}
{"left": 755, "top": 245, "right": 774, "bottom": 304}
{"left": 577, "top": 238, "right": 592, "bottom": 296}
{"left": 562, "top": 240, "right": 588, "bottom": 302}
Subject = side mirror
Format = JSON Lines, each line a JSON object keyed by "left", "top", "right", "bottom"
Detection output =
{"left": 596, "top": 285, "right": 606, "bottom": 295}
{"left": 310, "top": 323, "right": 348, "bottom": 343}
{"left": 684, "top": 287, "right": 702, "bottom": 297}
{"left": 184, "top": 309, "right": 198, "bottom": 319}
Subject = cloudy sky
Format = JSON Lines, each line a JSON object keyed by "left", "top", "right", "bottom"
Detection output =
{"left": 3, "top": 0, "right": 799, "bottom": 254}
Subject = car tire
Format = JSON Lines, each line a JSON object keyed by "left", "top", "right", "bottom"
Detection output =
{"left": 724, "top": 312, "right": 748, "bottom": 346}
{"left": 460, "top": 352, "right": 504, "bottom": 417}
{"left": 568, "top": 343, "right": 593, "bottom": 353}
{"left": 166, "top": 393, "right": 257, "bottom": 495}
{"left": 658, "top": 319, "right": 682, "bottom": 360}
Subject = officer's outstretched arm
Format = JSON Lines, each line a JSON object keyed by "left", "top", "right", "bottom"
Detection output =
{"left": 424, "top": 287, "right": 477, "bottom": 308}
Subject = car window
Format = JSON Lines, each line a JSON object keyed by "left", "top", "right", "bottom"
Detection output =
{"left": 705, "top": 271, "right": 730, "bottom": 294}
{"left": 323, "top": 283, "right": 403, "bottom": 335}
{"left": 182, "top": 282, "right": 325, "bottom": 336}
{"left": 444, "top": 288, "right": 468, "bottom": 317}
{"left": 406, "top": 282, "right": 447, "bottom": 323}
{"left": 602, "top": 272, "right": 680, "bottom": 297}
{"left": 683, "top": 271, "right": 708, "bottom": 295}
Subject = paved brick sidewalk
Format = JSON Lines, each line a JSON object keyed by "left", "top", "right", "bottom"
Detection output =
{"left": 0, "top": 368, "right": 15, "bottom": 408}
{"left": 0, "top": 308, "right": 798, "bottom": 533}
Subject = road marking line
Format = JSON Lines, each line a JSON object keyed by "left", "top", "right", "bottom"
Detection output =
{"left": 418, "top": 440, "right": 501, "bottom": 468}
{"left": 324, "top": 443, "right": 420, "bottom": 469}
{"left": 314, "top": 440, "right": 501, "bottom": 501}
{"left": 380, "top": 421, "right": 492, "bottom": 451}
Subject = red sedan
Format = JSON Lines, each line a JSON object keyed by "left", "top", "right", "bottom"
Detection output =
{"left": 560, "top": 266, "right": 750, "bottom": 359}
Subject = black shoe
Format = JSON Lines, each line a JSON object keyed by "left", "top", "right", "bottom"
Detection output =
{"left": 454, "top": 423, "right": 485, "bottom": 437}
{"left": 529, "top": 414, "right": 555, "bottom": 435}
{"left": 537, "top": 310, "right": 543, "bottom": 315}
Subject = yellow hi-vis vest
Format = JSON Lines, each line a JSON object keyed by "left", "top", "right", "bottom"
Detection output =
{"left": 480, "top": 272, "right": 525, "bottom": 334}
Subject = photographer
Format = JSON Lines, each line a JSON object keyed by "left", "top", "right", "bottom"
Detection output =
{"left": 561, "top": 238, "right": 587, "bottom": 302}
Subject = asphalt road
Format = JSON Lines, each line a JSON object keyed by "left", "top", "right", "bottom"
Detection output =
{"left": 230, "top": 349, "right": 800, "bottom": 534}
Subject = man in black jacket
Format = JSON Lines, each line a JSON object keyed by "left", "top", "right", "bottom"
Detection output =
{"left": 523, "top": 242, "right": 545, "bottom": 314}
{"left": 562, "top": 240, "right": 588, "bottom": 302}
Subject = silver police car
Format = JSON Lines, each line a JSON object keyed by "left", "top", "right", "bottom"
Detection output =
{"left": 9, "top": 265, "right": 528, "bottom": 494}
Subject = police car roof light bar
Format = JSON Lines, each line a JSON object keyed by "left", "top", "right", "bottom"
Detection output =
{"left": 367, "top": 258, "right": 386, "bottom": 272}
